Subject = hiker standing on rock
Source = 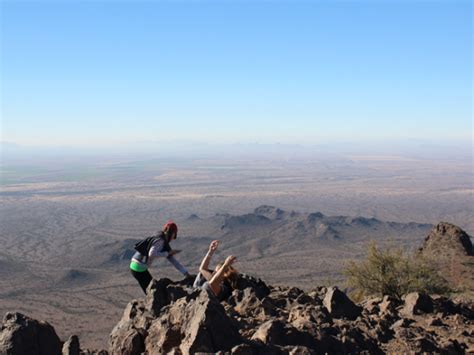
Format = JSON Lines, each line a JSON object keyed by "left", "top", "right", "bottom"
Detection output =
{"left": 193, "top": 240, "right": 238, "bottom": 301}
{"left": 130, "top": 221, "right": 190, "bottom": 294}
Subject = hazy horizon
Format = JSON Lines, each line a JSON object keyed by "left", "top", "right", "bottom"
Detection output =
{"left": 1, "top": 138, "right": 472, "bottom": 162}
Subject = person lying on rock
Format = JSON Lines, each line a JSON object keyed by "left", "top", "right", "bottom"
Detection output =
{"left": 130, "top": 221, "right": 190, "bottom": 294}
{"left": 193, "top": 240, "right": 238, "bottom": 301}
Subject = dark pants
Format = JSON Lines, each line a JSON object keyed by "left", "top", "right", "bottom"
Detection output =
{"left": 131, "top": 269, "right": 152, "bottom": 294}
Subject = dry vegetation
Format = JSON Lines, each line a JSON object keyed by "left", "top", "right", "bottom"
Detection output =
{"left": 344, "top": 242, "right": 450, "bottom": 301}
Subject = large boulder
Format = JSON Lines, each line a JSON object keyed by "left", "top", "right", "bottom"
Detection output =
{"left": 109, "top": 328, "right": 146, "bottom": 355}
{"left": 234, "top": 274, "right": 271, "bottom": 300}
{"left": 62, "top": 335, "right": 80, "bottom": 355}
{"left": 109, "top": 277, "right": 201, "bottom": 355}
{"left": 108, "top": 299, "right": 150, "bottom": 355}
{"left": 323, "top": 287, "right": 361, "bottom": 320}
{"left": 231, "top": 288, "right": 277, "bottom": 321}
{"left": 145, "top": 290, "right": 243, "bottom": 354}
{"left": 251, "top": 319, "right": 317, "bottom": 349}
{"left": 288, "top": 304, "right": 330, "bottom": 334}
{"left": 0, "top": 312, "right": 62, "bottom": 355}
{"left": 401, "top": 292, "right": 433, "bottom": 316}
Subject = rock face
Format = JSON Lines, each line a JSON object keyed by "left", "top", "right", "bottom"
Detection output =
{"left": 0, "top": 312, "right": 62, "bottom": 355}
{"left": 419, "top": 222, "right": 474, "bottom": 293}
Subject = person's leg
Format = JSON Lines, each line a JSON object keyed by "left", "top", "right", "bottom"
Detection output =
{"left": 131, "top": 269, "right": 153, "bottom": 294}
{"left": 193, "top": 272, "right": 205, "bottom": 288}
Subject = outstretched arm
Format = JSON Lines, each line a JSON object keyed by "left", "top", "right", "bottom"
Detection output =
{"left": 167, "top": 255, "right": 190, "bottom": 276}
{"left": 209, "top": 255, "right": 237, "bottom": 296}
{"left": 199, "top": 240, "right": 219, "bottom": 281}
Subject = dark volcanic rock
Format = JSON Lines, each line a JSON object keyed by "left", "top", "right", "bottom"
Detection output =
{"left": 108, "top": 299, "right": 149, "bottom": 355}
{"left": 145, "top": 291, "right": 242, "bottom": 353}
{"left": 231, "top": 288, "right": 277, "bottom": 320}
{"left": 62, "top": 335, "right": 80, "bottom": 355}
{"left": 0, "top": 312, "right": 62, "bottom": 355}
{"left": 323, "top": 287, "right": 361, "bottom": 320}
{"left": 234, "top": 274, "right": 271, "bottom": 299}
{"left": 251, "top": 319, "right": 317, "bottom": 349}
{"left": 145, "top": 278, "right": 174, "bottom": 316}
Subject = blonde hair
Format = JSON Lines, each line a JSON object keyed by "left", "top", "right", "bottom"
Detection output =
{"left": 216, "top": 262, "right": 239, "bottom": 288}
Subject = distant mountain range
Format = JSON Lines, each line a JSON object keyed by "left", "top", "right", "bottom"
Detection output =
{"left": 98, "top": 206, "right": 433, "bottom": 288}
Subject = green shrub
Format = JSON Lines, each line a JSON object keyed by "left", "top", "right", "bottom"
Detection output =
{"left": 344, "top": 242, "right": 450, "bottom": 300}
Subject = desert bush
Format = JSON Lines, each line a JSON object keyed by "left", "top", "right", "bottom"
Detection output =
{"left": 344, "top": 242, "right": 450, "bottom": 300}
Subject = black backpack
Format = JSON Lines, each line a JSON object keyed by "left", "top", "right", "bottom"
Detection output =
{"left": 134, "top": 233, "right": 171, "bottom": 256}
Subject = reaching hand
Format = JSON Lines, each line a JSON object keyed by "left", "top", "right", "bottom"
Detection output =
{"left": 208, "top": 240, "right": 219, "bottom": 254}
{"left": 223, "top": 255, "right": 237, "bottom": 267}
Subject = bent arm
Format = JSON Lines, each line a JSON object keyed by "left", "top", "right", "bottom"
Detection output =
{"left": 199, "top": 250, "right": 213, "bottom": 273}
{"left": 199, "top": 250, "right": 215, "bottom": 281}
{"left": 208, "top": 265, "right": 226, "bottom": 296}
{"left": 208, "top": 255, "right": 236, "bottom": 296}
{"left": 199, "top": 240, "right": 219, "bottom": 282}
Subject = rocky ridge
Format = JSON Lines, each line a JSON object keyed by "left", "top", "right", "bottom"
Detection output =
{"left": 1, "top": 274, "right": 473, "bottom": 355}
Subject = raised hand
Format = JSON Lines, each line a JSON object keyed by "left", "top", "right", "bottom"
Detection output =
{"left": 209, "top": 240, "right": 219, "bottom": 254}
{"left": 223, "top": 255, "right": 237, "bottom": 267}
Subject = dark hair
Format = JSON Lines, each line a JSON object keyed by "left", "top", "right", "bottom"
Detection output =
{"left": 163, "top": 221, "right": 178, "bottom": 237}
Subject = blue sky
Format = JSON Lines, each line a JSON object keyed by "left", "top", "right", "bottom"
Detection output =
{"left": 1, "top": 0, "right": 472, "bottom": 147}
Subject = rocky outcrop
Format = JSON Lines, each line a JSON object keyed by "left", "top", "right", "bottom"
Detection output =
{"left": 146, "top": 291, "right": 242, "bottom": 353}
{"left": 62, "top": 335, "right": 80, "bottom": 355}
{"left": 419, "top": 222, "right": 474, "bottom": 294}
{"left": 104, "top": 274, "right": 473, "bottom": 354}
{"left": 0, "top": 312, "right": 62, "bottom": 355}
{"left": 420, "top": 222, "right": 473, "bottom": 256}
{"left": 323, "top": 287, "right": 361, "bottom": 320}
